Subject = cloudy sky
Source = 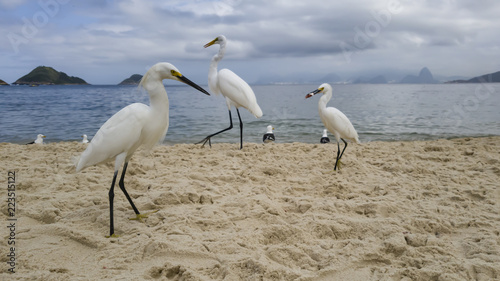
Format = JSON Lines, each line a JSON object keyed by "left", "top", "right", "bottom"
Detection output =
{"left": 1, "top": 0, "right": 499, "bottom": 84}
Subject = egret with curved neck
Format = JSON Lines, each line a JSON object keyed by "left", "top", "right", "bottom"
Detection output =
{"left": 76, "top": 62, "right": 209, "bottom": 237}
{"left": 306, "top": 83, "right": 359, "bottom": 170}
{"left": 197, "top": 35, "right": 262, "bottom": 149}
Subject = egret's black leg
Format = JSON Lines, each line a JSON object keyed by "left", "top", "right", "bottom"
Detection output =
{"left": 335, "top": 138, "right": 348, "bottom": 170}
{"left": 118, "top": 162, "right": 140, "bottom": 215}
{"left": 108, "top": 170, "right": 119, "bottom": 237}
{"left": 334, "top": 142, "right": 341, "bottom": 171}
{"left": 197, "top": 110, "right": 233, "bottom": 148}
{"left": 338, "top": 138, "right": 348, "bottom": 162}
{"left": 236, "top": 108, "right": 243, "bottom": 150}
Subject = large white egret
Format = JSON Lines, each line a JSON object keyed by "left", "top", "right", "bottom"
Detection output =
{"left": 76, "top": 62, "right": 210, "bottom": 237}
{"left": 197, "top": 35, "right": 262, "bottom": 149}
{"left": 306, "top": 83, "right": 359, "bottom": 170}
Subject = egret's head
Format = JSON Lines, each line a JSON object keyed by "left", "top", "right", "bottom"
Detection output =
{"left": 305, "top": 83, "right": 331, "bottom": 99}
{"left": 141, "top": 62, "right": 210, "bottom": 96}
{"left": 153, "top": 62, "right": 183, "bottom": 81}
{"left": 37, "top": 134, "right": 46, "bottom": 138}
{"left": 267, "top": 125, "right": 274, "bottom": 132}
{"left": 82, "top": 134, "right": 87, "bottom": 138}
{"left": 204, "top": 35, "right": 226, "bottom": 48}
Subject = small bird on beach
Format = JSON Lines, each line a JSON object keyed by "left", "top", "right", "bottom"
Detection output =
{"left": 263, "top": 125, "right": 275, "bottom": 143}
{"left": 26, "top": 134, "right": 46, "bottom": 145}
{"left": 306, "top": 83, "right": 359, "bottom": 170}
{"left": 320, "top": 129, "right": 330, "bottom": 144}
{"left": 76, "top": 62, "right": 210, "bottom": 237}
{"left": 81, "top": 134, "right": 89, "bottom": 144}
{"left": 197, "top": 35, "right": 263, "bottom": 149}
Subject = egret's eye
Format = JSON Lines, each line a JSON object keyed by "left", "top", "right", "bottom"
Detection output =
{"left": 171, "top": 70, "right": 181, "bottom": 77}
{"left": 318, "top": 87, "right": 324, "bottom": 92}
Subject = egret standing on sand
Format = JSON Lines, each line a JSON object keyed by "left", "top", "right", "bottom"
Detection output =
{"left": 306, "top": 83, "right": 359, "bottom": 170}
{"left": 197, "top": 35, "right": 262, "bottom": 149}
{"left": 81, "top": 134, "right": 89, "bottom": 144}
{"left": 26, "top": 134, "right": 45, "bottom": 145}
{"left": 76, "top": 62, "right": 210, "bottom": 237}
{"left": 263, "top": 125, "right": 275, "bottom": 143}
{"left": 320, "top": 129, "right": 330, "bottom": 144}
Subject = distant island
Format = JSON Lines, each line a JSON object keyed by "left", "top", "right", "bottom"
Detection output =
{"left": 12, "top": 66, "right": 88, "bottom": 85}
{"left": 446, "top": 70, "right": 500, "bottom": 83}
{"left": 118, "top": 74, "right": 143, "bottom": 85}
{"left": 0, "top": 79, "right": 8, "bottom": 86}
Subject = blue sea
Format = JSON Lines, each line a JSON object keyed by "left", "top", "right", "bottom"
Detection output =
{"left": 1, "top": 83, "right": 499, "bottom": 144}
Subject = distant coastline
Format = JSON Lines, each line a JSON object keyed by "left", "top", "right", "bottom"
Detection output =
{"left": 3, "top": 66, "right": 500, "bottom": 85}
{"left": 446, "top": 70, "right": 500, "bottom": 84}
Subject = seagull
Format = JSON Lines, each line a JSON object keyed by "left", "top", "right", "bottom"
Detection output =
{"left": 263, "top": 125, "right": 275, "bottom": 143}
{"left": 306, "top": 83, "right": 359, "bottom": 170}
{"left": 81, "top": 134, "right": 89, "bottom": 144}
{"left": 76, "top": 62, "right": 210, "bottom": 237}
{"left": 197, "top": 35, "right": 263, "bottom": 149}
{"left": 26, "top": 134, "right": 45, "bottom": 145}
{"left": 320, "top": 129, "right": 330, "bottom": 144}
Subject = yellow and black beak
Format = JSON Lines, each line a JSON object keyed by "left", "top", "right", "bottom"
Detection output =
{"left": 305, "top": 88, "right": 323, "bottom": 99}
{"left": 172, "top": 71, "right": 210, "bottom": 96}
{"left": 204, "top": 38, "right": 218, "bottom": 48}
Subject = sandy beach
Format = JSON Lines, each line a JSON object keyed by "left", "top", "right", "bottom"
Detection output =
{"left": 1, "top": 137, "right": 499, "bottom": 280}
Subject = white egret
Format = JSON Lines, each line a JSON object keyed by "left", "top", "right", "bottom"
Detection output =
{"left": 197, "top": 35, "right": 262, "bottom": 149}
{"left": 320, "top": 129, "right": 330, "bottom": 144}
{"left": 81, "top": 134, "right": 89, "bottom": 144}
{"left": 76, "top": 62, "right": 210, "bottom": 237}
{"left": 26, "top": 134, "right": 45, "bottom": 145}
{"left": 306, "top": 83, "right": 359, "bottom": 170}
{"left": 263, "top": 125, "right": 275, "bottom": 143}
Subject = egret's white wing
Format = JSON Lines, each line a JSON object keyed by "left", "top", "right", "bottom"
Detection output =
{"left": 321, "top": 107, "right": 359, "bottom": 143}
{"left": 76, "top": 103, "right": 150, "bottom": 171}
{"left": 218, "top": 69, "right": 262, "bottom": 118}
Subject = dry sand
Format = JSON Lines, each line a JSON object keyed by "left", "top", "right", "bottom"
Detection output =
{"left": 1, "top": 137, "right": 499, "bottom": 280}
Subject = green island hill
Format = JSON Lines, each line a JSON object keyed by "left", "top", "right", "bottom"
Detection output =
{"left": 118, "top": 74, "right": 143, "bottom": 85}
{"left": 13, "top": 66, "right": 89, "bottom": 85}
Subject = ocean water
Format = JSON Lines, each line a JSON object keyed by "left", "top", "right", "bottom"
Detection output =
{"left": 1, "top": 83, "right": 499, "bottom": 144}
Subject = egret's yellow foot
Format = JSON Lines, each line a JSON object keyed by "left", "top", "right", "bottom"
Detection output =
{"left": 106, "top": 233, "right": 120, "bottom": 238}
{"left": 129, "top": 210, "right": 159, "bottom": 221}
{"left": 335, "top": 160, "right": 344, "bottom": 170}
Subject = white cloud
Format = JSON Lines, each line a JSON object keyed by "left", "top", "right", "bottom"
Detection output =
{"left": 85, "top": 24, "right": 135, "bottom": 35}
{"left": 161, "top": 0, "right": 243, "bottom": 17}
